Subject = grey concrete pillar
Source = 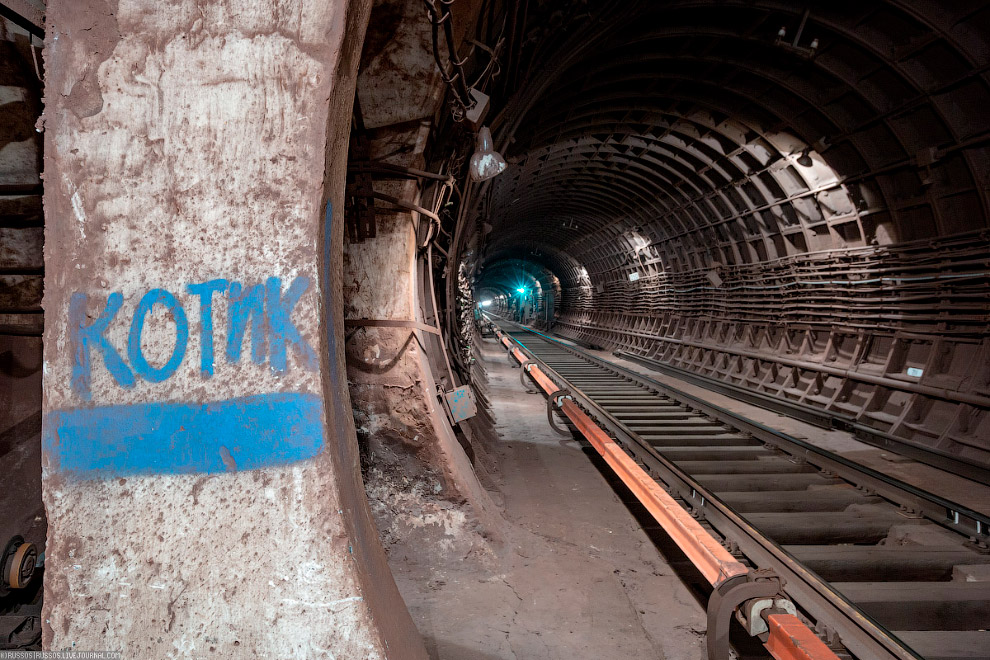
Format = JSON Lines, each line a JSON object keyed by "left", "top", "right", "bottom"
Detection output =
{"left": 41, "top": 1, "right": 426, "bottom": 657}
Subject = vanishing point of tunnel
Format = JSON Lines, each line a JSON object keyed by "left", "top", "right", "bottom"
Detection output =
{"left": 1, "top": 1, "right": 989, "bottom": 659}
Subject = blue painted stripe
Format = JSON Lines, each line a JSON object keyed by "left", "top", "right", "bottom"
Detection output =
{"left": 43, "top": 393, "right": 324, "bottom": 478}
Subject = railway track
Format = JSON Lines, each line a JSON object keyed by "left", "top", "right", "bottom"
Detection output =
{"left": 489, "top": 317, "right": 990, "bottom": 660}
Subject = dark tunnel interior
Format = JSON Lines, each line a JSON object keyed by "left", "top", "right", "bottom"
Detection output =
{"left": 469, "top": 0, "right": 990, "bottom": 472}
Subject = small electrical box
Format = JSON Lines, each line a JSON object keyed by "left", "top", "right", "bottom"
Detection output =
{"left": 465, "top": 89, "right": 491, "bottom": 129}
{"left": 444, "top": 385, "right": 478, "bottom": 424}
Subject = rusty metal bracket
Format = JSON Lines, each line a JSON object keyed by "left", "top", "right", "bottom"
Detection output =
{"left": 706, "top": 569, "right": 783, "bottom": 660}
{"left": 546, "top": 388, "right": 573, "bottom": 435}
{"left": 346, "top": 131, "right": 376, "bottom": 242}
{"left": 519, "top": 361, "right": 538, "bottom": 392}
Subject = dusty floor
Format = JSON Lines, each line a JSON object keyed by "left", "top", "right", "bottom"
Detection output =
{"left": 387, "top": 336, "right": 707, "bottom": 660}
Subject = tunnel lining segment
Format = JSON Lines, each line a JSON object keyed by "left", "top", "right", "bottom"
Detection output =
{"left": 40, "top": 1, "right": 428, "bottom": 656}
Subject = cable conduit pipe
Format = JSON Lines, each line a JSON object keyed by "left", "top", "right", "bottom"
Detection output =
{"left": 349, "top": 161, "right": 455, "bottom": 182}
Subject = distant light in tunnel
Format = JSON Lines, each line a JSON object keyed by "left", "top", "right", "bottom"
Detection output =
{"left": 628, "top": 272, "right": 640, "bottom": 282}
{"left": 480, "top": 299, "right": 493, "bottom": 307}
{"left": 469, "top": 126, "right": 508, "bottom": 182}
{"left": 516, "top": 287, "right": 527, "bottom": 294}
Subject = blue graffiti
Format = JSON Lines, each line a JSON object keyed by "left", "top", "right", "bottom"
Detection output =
{"left": 186, "top": 279, "right": 228, "bottom": 377}
{"left": 70, "top": 292, "right": 135, "bottom": 400}
{"left": 128, "top": 288, "right": 189, "bottom": 383}
{"left": 44, "top": 392, "right": 324, "bottom": 478}
{"left": 267, "top": 276, "right": 318, "bottom": 372}
{"left": 69, "top": 276, "right": 316, "bottom": 399}
{"left": 226, "top": 281, "right": 266, "bottom": 366}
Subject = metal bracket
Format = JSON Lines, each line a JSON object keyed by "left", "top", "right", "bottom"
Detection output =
{"left": 345, "top": 131, "right": 376, "bottom": 242}
{"left": 547, "top": 388, "right": 573, "bottom": 435}
{"left": 737, "top": 597, "right": 798, "bottom": 638}
{"left": 897, "top": 505, "right": 924, "bottom": 519}
{"left": 519, "top": 361, "right": 538, "bottom": 393}
{"left": 706, "top": 569, "right": 782, "bottom": 660}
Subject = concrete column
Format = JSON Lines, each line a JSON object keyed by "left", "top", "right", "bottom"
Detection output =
{"left": 343, "top": 123, "right": 501, "bottom": 551}
{"left": 342, "top": 0, "right": 502, "bottom": 552}
{"left": 41, "top": 1, "right": 426, "bottom": 657}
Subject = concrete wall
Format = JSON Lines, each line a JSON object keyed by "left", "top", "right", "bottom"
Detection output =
{"left": 41, "top": 1, "right": 426, "bottom": 657}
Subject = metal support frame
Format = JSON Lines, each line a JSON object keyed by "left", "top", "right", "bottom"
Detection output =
{"left": 345, "top": 128, "right": 376, "bottom": 242}
{"left": 707, "top": 570, "right": 783, "bottom": 660}
{"left": 519, "top": 361, "right": 538, "bottom": 392}
{"left": 546, "top": 388, "right": 572, "bottom": 436}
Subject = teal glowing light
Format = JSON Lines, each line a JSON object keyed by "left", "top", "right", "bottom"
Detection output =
{"left": 516, "top": 287, "right": 526, "bottom": 294}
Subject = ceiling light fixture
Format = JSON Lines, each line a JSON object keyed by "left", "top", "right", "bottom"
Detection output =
{"left": 469, "top": 126, "right": 508, "bottom": 182}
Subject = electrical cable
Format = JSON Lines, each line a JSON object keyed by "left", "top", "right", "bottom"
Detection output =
{"left": 424, "top": 0, "right": 474, "bottom": 117}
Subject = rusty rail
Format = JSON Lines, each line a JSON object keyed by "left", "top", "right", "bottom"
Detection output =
{"left": 559, "top": 395, "right": 748, "bottom": 586}
{"left": 499, "top": 326, "right": 747, "bottom": 585}
{"left": 767, "top": 614, "right": 844, "bottom": 660}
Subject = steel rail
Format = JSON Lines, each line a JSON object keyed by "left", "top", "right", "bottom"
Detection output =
{"left": 486, "top": 315, "right": 965, "bottom": 660}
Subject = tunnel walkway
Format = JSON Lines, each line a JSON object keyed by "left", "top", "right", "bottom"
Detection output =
{"left": 385, "top": 334, "right": 707, "bottom": 660}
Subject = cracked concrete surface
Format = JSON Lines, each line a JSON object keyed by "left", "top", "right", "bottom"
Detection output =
{"left": 387, "top": 337, "right": 706, "bottom": 659}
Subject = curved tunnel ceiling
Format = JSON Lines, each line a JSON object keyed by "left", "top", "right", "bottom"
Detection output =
{"left": 469, "top": 0, "right": 990, "bottom": 468}
{"left": 476, "top": 0, "right": 990, "bottom": 293}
